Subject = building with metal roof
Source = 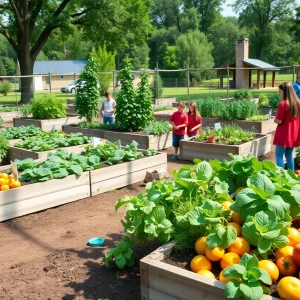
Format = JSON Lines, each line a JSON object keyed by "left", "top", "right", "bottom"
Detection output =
{"left": 32, "top": 60, "right": 87, "bottom": 74}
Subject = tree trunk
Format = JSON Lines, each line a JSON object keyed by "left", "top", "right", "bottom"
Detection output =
{"left": 19, "top": 53, "right": 34, "bottom": 104}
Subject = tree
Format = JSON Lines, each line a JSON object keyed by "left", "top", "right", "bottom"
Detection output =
{"left": 233, "top": 0, "right": 296, "bottom": 59}
{"left": 176, "top": 30, "right": 214, "bottom": 81}
{"left": 0, "top": 58, "right": 6, "bottom": 76}
{"left": 183, "top": 0, "right": 224, "bottom": 33}
{"left": 291, "top": 7, "right": 300, "bottom": 40}
{"left": 0, "top": 0, "right": 152, "bottom": 103}
{"left": 94, "top": 45, "right": 116, "bottom": 95}
{"left": 150, "top": 74, "right": 163, "bottom": 98}
{"left": 75, "top": 50, "right": 100, "bottom": 123}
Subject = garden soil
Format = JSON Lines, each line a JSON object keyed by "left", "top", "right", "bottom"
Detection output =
{"left": 0, "top": 147, "right": 276, "bottom": 300}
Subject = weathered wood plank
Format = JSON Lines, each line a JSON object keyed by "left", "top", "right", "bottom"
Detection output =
{"left": 0, "top": 111, "right": 20, "bottom": 122}
{"left": 62, "top": 125, "right": 104, "bottom": 138}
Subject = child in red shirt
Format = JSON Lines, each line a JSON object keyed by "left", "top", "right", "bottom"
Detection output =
{"left": 169, "top": 102, "right": 188, "bottom": 159}
{"left": 187, "top": 101, "right": 202, "bottom": 137}
{"left": 273, "top": 82, "right": 300, "bottom": 171}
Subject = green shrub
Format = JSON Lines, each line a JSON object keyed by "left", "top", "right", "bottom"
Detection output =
{"left": 75, "top": 50, "right": 101, "bottom": 123}
{"left": 258, "top": 93, "right": 269, "bottom": 107}
{"left": 220, "top": 100, "right": 258, "bottom": 120}
{"left": 196, "top": 98, "right": 223, "bottom": 117}
{"left": 31, "top": 94, "right": 67, "bottom": 119}
{"left": 0, "top": 106, "right": 18, "bottom": 112}
{"left": 0, "top": 81, "right": 12, "bottom": 96}
{"left": 234, "top": 89, "right": 252, "bottom": 100}
{"left": 150, "top": 74, "right": 163, "bottom": 98}
{"left": 269, "top": 94, "right": 281, "bottom": 108}
{"left": 20, "top": 104, "right": 32, "bottom": 117}
{"left": 0, "top": 117, "right": 3, "bottom": 127}
{"left": 0, "top": 135, "right": 8, "bottom": 162}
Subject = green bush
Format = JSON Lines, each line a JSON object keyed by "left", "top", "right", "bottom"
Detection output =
{"left": 220, "top": 100, "right": 258, "bottom": 120}
{"left": 20, "top": 104, "right": 32, "bottom": 117}
{"left": 31, "top": 94, "right": 67, "bottom": 119}
{"left": 75, "top": 50, "right": 101, "bottom": 123}
{"left": 196, "top": 98, "right": 223, "bottom": 117}
{"left": 150, "top": 74, "right": 163, "bottom": 98}
{"left": 0, "top": 81, "right": 12, "bottom": 96}
{"left": 234, "top": 89, "right": 252, "bottom": 100}
{"left": 269, "top": 94, "right": 281, "bottom": 108}
{"left": 0, "top": 135, "right": 8, "bottom": 162}
{"left": 258, "top": 93, "right": 269, "bottom": 107}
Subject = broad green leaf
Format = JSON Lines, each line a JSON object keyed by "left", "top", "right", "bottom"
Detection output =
{"left": 188, "top": 207, "right": 205, "bottom": 225}
{"left": 261, "top": 228, "right": 281, "bottom": 240}
{"left": 206, "top": 233, "right": 221, "bottom": 249}
{"left": 240, "top": 254, "right": 258, "bottom": 270}
{"left": 248, "top": 173, "right": 275, "bottom": 199}
{"left": 223, "top": 265, "right": 246, "bottom": 278}
{"left": 202, "top": 200, "right": 223, "bottom": 217}
{"left": 242, "top": 221, "right": 260, "bottom": 246}
{"left": 257, "top": 268, "right": 272, "bottom": 285}
{"left": 247, "top": 268, "right": 261, "bottom": 282}
{"left": 225, "top": 280, "right": 243, "bottom": 298}
{"left": 196, "top": 161, "right": 213, "bottom": 181}
{"left": 115, "top": 254, "right": 126, "bottom": 269}
{"left": 240, "top": 282, "right": 263, "bottom": 300}
{"left": 272, "top": 235, "right": 289, "bottom": 249}
{"left": 235, "top": 188, "right": 257, "bottom": 208}
{"left": 115, "top": 196, "right": 134, "bottom": 211}
{"left": 266, "top": 195, "right": 290, "bottom": 220}
{"left": 214, "top": 181, "right": 229, "bottom": 194}
{"left": 69, "top": 164, "right": 83, "bottom": 175}
{"left": 258, "top": 238, "right": 272, "bottom": 254}
{"left": 140, "top": 201, "right": 156, "bottom": 214}
{"left": 254, "top": 211, "right": 277, "bottom": 232}
{"left": 220, "top": 225, "right": 237, "bottom": 249}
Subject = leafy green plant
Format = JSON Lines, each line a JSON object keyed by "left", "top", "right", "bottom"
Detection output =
{"left": 268, "top": 94, "right": 281, "bottom": 108}
{"left": 0, "top": 135, "right": 8, "bottom": 162}
{"left": 14, "top": 132, "right": 91, "bottom": 152}
{"left": 0, "top": 125, "right": 42, "bottom": 140}
{"left": 147, "top": 121, "right": 172, "bottom": 135}
{"left": 115, "top": 56, "right": 136, "bottom": 131}
{"left": 150, "top": 73, "right": 163, "bottom": 98}
{"left": 31, "top": 94, "right": 67, "bottom": 119}
{"left": 258, "top": 93, "right": 269, "bottom": 107}
{"left": 233, "top": 89, "right": 252, "bottom": 100}
{"left": 242, "top": 211, "right": 289, "bottom": 255}
{"left": 246, "top": 115, "right": 268, "bottom": 121}
{"left": 220, "top": 100, "right": 258, "bottom": 120}
{"left": 0, "top": 80, "right": 12, "bottom": 96}
{"left": 0, "top": 106, "right": 18, "bottom": 112}
{"left": 196, "top": 98, "right": 223, "bottom": 117}
{"left": 223, "top": 254, "right": 272, "bottom": 300}
{"left": 0, "top": 117, "right": 3, "bottom": 127}
{"left": 20, "top": 104, "right": 32, "bottom": 117}
{"left": 75, "top": 50, "right": 101, "bottom": 123}
{"left": 153, "top": 106, "right": 173, "bottom": 112}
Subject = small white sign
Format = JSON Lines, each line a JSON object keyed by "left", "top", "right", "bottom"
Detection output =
{"left": 92, "top": 137, "right": 101, "bottom": 148}
{"left": 214, "top": 122, "right": 222, "bottom": 130}
{"left": 117, "top": 140, "right": 122, "bottom": 148}
{"left": 268, "top": 109, "right": 273, "bottom": 120}
{"left": 51, "top": 125, "right": 56, "bottom": 132}
{"left": 11, "top": 161, "right": 18, "bottom": 180}
{"left": 145, "top": 127, "right": 152, "bottom": 136}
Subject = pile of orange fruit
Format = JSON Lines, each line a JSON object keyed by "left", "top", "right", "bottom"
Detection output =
{"left": 0, "top": 173, "right": 21, "bottom": 191}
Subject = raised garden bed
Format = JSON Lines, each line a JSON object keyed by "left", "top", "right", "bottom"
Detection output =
{"left": 201, "top": 117, "right": 276, "bottom": 134}
{"left": 154, "top": 110, "right": 175, "bottom": 122}
{"left": 259, "top": 107, "right": 277, "bottom": 117}
{"left": 62, "top": 125, "right": 172, "bottom": 150}
{"left": 0, "top": 111, "right": 20, "bottom": 122}
{"left": 153, "top": 97, "right": 176, "bottom": 107}
{"left": 8, "top": 143, "right": 91, "bottom": 160}
{"left": 180, "top": 134, "right": 272, "bottom": 161}
{"left": 140, "top": 242, "right": 279, "bottom": 300}
{"left": 90, "top": 151, "right": 167, "bottom": 196}
{"left": 0, "top": 172, "right": 90, "bottom": 222}
{"left": 13, "top": 116, "right": 81, "bottom": 131}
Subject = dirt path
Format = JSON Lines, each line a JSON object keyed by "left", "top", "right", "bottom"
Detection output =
{"left": 0, "top": 151, "right": 191, "bottom": 300}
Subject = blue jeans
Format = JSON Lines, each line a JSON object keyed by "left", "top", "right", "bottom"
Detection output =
{"left": 172, "top": 134, "right": 184, "bottom": 147}
{"left": 103, "top": 116, "right": 114, "bottom": 124}
{"left": 275, "top": 145, "right": 294, "bottom": 171}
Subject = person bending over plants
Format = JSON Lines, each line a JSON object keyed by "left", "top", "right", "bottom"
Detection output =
{"left": 273, "top": 82, "right": 300, "bottom": 171}
{"left": 187, "top": 101, "right": 202, "bottom": 137}
{"left": 100, "top": 91, "right": 116, "bottom": 124}
{"left": 169, "top": 102, "right": 188, "bottom": 160}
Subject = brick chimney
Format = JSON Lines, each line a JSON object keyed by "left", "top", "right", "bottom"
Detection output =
{"left": 236, "top": 37, "right": 249, "bottom": 88}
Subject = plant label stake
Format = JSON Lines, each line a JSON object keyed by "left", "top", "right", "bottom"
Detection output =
{"left": 117, "top": 140, "right": 121, "bottom": 148}
{"left": 145, "top": 127, "right": 152, "bottom": 136}
{"left": 10, "top": 161, "right": 18, "bottom": 180}
{"left": 51, "top": 125, "right": 56, "bottom": 133}
{"left": 92, "top": 137, "right": 101, "bottom": 148}
{"left": 268, "top": 109, "right": 273, "bottom": 120}
{"left": 214, "top": 123, "right": 222, "bottom": 131}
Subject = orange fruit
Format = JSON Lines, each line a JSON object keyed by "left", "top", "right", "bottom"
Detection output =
{"left": 288, "top": 228, "right": 300, "bottom": 246}
{"left": 231, "top": 211, "right": 243, "bottom": 225}
{"left": 222, "top": 201, "right": 232, "bottom": 210}
{"left": 227, "top": 237, "right": 250, "bottom": 256}
{"left": 236, "top": 187, "right": 244, "bottom": 194}
{"left": 0, "top": 185, "right": 10, "bottom": 191}
{"left": 205, "top": 246, "right": 225, "bottom": 262}
{"left": 0, "top": 178, "right": 5, "bottom": 186}
{"left": 9, "top": 180, "right": 21, "bottom": 188}
{"left": 276, "top": 256, "right": 298, "bottom": 276}
{"left": 278, "top": 277, "right": 300, "bottom": 300}
{"left": 259, "top": 260, "right": 279, "bottom": 283}
{"left": 220, "top": 252, "right": 240, "bottom": 269}
{"left": 0, "top": 173, "right": 9, "bottom": 179}
{"left": 197, "top": 270, "right": 215, "bottom": 279}
{"left": 229, "top": 222, "right": 242, "bottom": 237}
{"left": 195, "top": 237, "right": 206, "bottom": 255}
{"left": 276, "top": 246, "right": 294, "bottom": 260}
{"left": 190, "top": 255, "right": 212, "bottom": 273}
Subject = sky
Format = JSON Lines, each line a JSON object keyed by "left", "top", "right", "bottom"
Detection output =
{"left": 221, "top": 0, "right": 300, "bottom": 17}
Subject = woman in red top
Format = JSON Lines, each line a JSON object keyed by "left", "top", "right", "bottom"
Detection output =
{"left": 187, "top": 101, "right": 202, "bottom": 137}
{"left": 273, "top": 82, "right": 300, "bottom": 171}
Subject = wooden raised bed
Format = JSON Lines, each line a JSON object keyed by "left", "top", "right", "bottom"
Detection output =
{"left": 180, "top": 134, "right": 272, "bottom": 161}
{"left": 62, "top": 125, "right": 173, "bottom": 150}
{"left": 154, "top": 110, "right": 175, "bottom": 122}
{"left": 0, "top": 172, "right": 90, "bottom": 222}
{"left": 153, "top": 97, "right": 176, "bottom": 107}
{"left": 201, "top": 117, "right": 276, "bottom": 134}
{"left": 90, "top": 151, "right": 167, "bottom": 196}
{"left": 13, "top": 116, "right": 81, "bottom": 131}
{"left": 0, "top": 111, "right": 20, "bottom": 122}
{"left": 8, "top": 143, "right": 92, "bottom": 161}
{"left": 259, "top": 107, "right": 277, "bottom": 117}
{"left": 140, "top": 242, "right": 280, "bottom": 300}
